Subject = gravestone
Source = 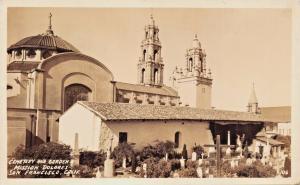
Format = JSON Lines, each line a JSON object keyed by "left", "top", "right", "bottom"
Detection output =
{"left": 192, "top": 152, "right": 197, "bottom": 161}
{"left": 198, "top": 158, "right": 203, "bottom": 166}
{"left": 196, "top": 167, "right": 203, "bottom": 178}
{"left": 226, "top": 147, "right": 231, "bottom": 156}
{"left": 104, "top": 148, "right": 115, "bottom": 177}
{"left": 165, "top": 153, "right": 168, "bottom": 161}
{"left": 230, "top": 160, "right": 235, "bottom": 168}
{"left": 96, "top": 167, "right": 102, "bottom": 178}
{"left": 122, "top": 157, "right": 126, "bottom": 169}
{"left": 142, "top": 163, "right": 147, "bottom": 178}
{"left": 180, "top": 157, "right": 186, "bottom": 169}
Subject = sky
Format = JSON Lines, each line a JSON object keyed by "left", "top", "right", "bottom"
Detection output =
{"left": 7, "top": 8, "right": 291, "bottom": 111}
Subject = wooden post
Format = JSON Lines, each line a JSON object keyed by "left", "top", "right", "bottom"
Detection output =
{"left": 216, "top": 135, "right": 221, "bottom": 177}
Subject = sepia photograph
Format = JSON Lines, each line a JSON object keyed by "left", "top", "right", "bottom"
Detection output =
{"left": 1, "top": 1, "right": 299, "bottom": 184}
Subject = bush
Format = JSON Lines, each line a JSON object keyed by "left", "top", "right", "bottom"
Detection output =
{"left": 9, "top": 143, "right": 72, "bottom": 178}
{"left": 72, "top": 165, "right": 95, "bottom": 178}
{"left": 234, "top": 160, "right": 276, "bottom": 177}
{"left": 111, "top": 142, "right": 135, "bottom": 168}
{"left": 169, "top": 159, "right": 181, "bottom": 171}
{"left": 80, "top": 150, "right": 106, "bottom": 168}
{"left": 139, "top": 157, "right": 172, "bottom": 178}
{"left": 140, "top": 140, "right": 176, "bottom": 161}
{"left": 283, "top": 157, "right": 291, "bottom": 177}
{"left": 178, "top": 167, "right": 198, "bottom": 178}
{"left": 192, "top": 144, "right": 204, "bottom": 159}
{"left": 186, "top": 160, "right": 198, "bottom": 169}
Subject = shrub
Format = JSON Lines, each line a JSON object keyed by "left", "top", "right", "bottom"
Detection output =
{"left": 192, "top": 144, "right": 204, "bottom": 158}
{"left": 140, "top": 140, "right": 176, "bottom": 161}
{"left": 186, "top": 160, "right": 198, "bottom": 169}
{"left": 139, "top": 158, "right": 173, "bottom": 178}
{"left": 283, "top": 157, "right": 291, "bottom": 177}
{"left": 9, "top": 142, "right": 72, "bottom": 178}
{"left": 79, "top": 150, "right": 106, "bottom": 168}
{"left": 111, "top": 142, "right": 135, "bottom": 168}
{"left": 169, "top": 159, "right": 181, "bottom": 171}
{"left": 234, "top": 160, "right": 276, "bottom": 177}
{"left": 72, "top": 165, "right": 95, "bottom": 178}
{"left": 178, "top": 167, "right": 198, "bottom": 178}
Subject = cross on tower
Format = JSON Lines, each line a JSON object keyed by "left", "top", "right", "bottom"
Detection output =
{"left": 204, "top": 135, "right": 235, "bottom": 177}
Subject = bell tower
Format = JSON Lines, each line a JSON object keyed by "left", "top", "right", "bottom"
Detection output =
{"left": 247, "top": 83, "right": 259, "bottom": 113}
{"left": 171, "top": 34, "right": 213, "bottom": 109}
{"left": 137, "top": 15, "right": 164, "bottom": 87}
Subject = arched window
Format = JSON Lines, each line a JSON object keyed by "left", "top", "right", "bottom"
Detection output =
{"left": 15, "top": 50, "right": 22, "bottom": 59}
{"left": 188, "top": 58, "right": 193, "bottom": 72}
{"left": 42, "top": 50, "right": 52, "bottom": 59}
{"left": 174, "top": 131, "right": 181, "bottom": 148}
{"left": 27, "top": 49, "right": 36, "bottom": 58}
{"left": 64, "top": 84, "right": 91, "bottom": 111}
{"left": 143, "top": 50, "right": 146, "bottom": 61}
{"left": 141, "top": 68, "right": 145, "bottom": 83}
{"left": 154, "top": 68, "right": 158, "bottom": 84}
{"left": 154, "top": 50, "right": 158, "bottom": 61}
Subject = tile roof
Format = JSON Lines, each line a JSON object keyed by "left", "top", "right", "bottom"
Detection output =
{"left": 260, "top": 106, "right": 291, "bottom": 123}
{"left": 7, "top": 61, "right": 40, "bottom": 72}
{"left": 115, "top": 82, "right": 178, "bottom": 97}
{"left": 255, "top": 136, "right": 284, "bottom": 146}
{"left": 7, "top": 34, "right": 79, "bottom": 53}
{"left": 78, "top": 101, "right": 272, "bottom": 123}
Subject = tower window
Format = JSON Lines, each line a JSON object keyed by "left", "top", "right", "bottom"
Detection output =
{"left": 154, "top": 68, "right": 158, "bottom": 84}
{"left": 174, "top": 131, "right": 181, "bottom": 148}
{"left": 154, "top": 50, "right": 158, "bottom": 61}
{"left": 188, "top": 58, "right": 193, "bottom": 72}
{"left": 154, "top": 31, "right": 156, "bottom": 39}
{"left": 141, "top": 68, "right": 145, "bottom": 83}
{"left": 15, "top": 50, "right": 22, "bottom": 59}
{"left": 146, "top": 32, "right": 148, "bottom": 39}
{"left": 119, "top": 132, "right": 128, "bottom": 143}
{"left": 143, "top": 50, "right": 146, "bottom": 61}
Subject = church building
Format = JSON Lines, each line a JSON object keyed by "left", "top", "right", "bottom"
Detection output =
{"left": 7, "top": 13, "right": 278, "bottom": 156}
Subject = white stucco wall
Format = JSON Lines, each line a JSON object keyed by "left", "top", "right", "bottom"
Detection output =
{"left": 103, "top": 120, "right": 214, "bottom": 155}
{"left": 59, "top": 103, "right": 101, "bottom": 151}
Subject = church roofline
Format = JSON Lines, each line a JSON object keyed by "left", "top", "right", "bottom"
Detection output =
{"left": 70, "top": 101, "right": 274, "bottom": 123}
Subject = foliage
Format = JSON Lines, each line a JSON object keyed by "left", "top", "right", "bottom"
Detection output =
{"left": 169, "top": 159, "right": 181, "bottom": 171}
{"left": 186, "top": 160, "right": 198, "bottom": 169}
{"left": 9, "top": 143, "right": 72, "bottom": 178}
{"left": 72, "top": 165, "right": 95, "bottom": 178}
{"left": 79, "top": 150, "right": 106, "bottom": 168}
{"left": 192, "top": 144, "right": 204, "bottom": 159}
{"left": 111, "top": 142, "right": 135, "bottom": 168}
{"left": 140, "top": 140, "right": 176, "bottom": 161}
{"left": 234, "top": 160, "right": 276, "bottom": 177}
{"left": 139, "top": 157, "right": 172, "bottom": 178}
{"left": 181, "top": 144, "right": 188, "bottom": 160}
{"left": 178, "top": 167, "right": 198, "bottom": 178}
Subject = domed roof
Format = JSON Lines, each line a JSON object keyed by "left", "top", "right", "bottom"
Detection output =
{"left": 7, "top": 13, "right": 79, "bottom": 53}
{"left": 7, "top": 34, "right": 79, "bottom": 53}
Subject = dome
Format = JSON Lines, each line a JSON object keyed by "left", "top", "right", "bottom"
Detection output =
{"left": 7, "top": 13, "right": 79, "bottom": 54}
{"left": 7, "top": 34, "right": 79, "bottom": 54}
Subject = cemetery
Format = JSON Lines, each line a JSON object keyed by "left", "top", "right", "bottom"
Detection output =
{"left": 8, "top": 131, "right": 290, "bottom": 178}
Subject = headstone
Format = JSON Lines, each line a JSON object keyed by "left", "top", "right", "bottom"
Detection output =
{"left": 142, "top": 163, "right": 147, "bottom": 178}
{"left": 192, "top": 152, "right": 197, "bottom": 161}
{"left": 246, "top": 158, "right": 252, "bottom": 166}
{"left": 230, "top": 160, "right": 235, "bottom": 168}
{"left": 104, "top": 159, "right": 115, "bottom": 177}
{"left": 173, "top": 172, "right": 179, "bottom": 178}
{"left": 96, "top": 167, "right": 102, "bottom": 178}
{"left": 180, "top": 157, "right": 186, "bottom": 169}
{"left": 226, "top": 147, "right": 231, "bottom": 156}
{"left": 122, "top": 157, "right": 126, "bottom": 169}
{"left": 196, "top": 167, "right": 203, "bottom": 178}
{"left": 201, "top": 153, "right": 205, "bottom": 159}
{"left": 198, "top": 158, "right": 203, "bottom": 166}
{"left": 135, "top": 166, "right": 141, "bottom": 173}
{"left": 261, "top": 156, "right": 266, "bottom": 165}
{"left": 165, "top": 153, "right": 169, "bottom": 161}
{"left": 234, "top": 160, "right": 239, "bottom": 167}
{"left": 236, "top": 135, "right": 242, "bottom": 147}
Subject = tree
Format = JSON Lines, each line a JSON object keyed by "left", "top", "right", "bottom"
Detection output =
{"left": 182, "top": 144, "right": 188, "bottom": 160}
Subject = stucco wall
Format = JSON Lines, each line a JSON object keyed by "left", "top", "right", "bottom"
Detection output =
{"left": 7, "top": 72, "right": 28, "bottom": 108}
{"left": 59, "top": 103, "right": 101, "bottom": 151}
{"left": 103, "top": 120, "right": 214, "bottom": 155}
{"left": 38, "top": 53, "right": 114, "bottom": 111}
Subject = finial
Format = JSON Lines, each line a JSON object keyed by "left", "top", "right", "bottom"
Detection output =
{"left": 150, "top": 14, "right": 155, "bottom": 25}
{"left": 46, "top": 12, "right": 54, "bottom": 35}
